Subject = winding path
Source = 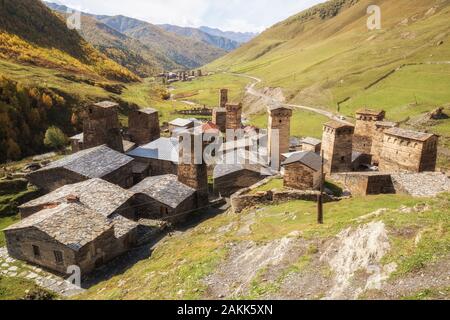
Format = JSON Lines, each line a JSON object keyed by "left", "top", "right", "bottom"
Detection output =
{"left": 227, "top": 72, "right": 350, "bottom": 123}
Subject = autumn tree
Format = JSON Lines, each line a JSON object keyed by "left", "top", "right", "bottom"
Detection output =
{"left": 44, "top": 126, "right": 68, "bottom": 151}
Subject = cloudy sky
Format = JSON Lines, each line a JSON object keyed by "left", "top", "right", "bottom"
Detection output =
{"left": 51, "top": 0, "right": 324, "bottom": 32}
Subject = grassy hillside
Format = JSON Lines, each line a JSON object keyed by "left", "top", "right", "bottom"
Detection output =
{"left": 77, "top": 191, "right": 450, "bottom": 300}
{"left": 207, "top": 0, "right": 450, "bottom": 119}
{"left": 96, "top": 15, "right": 227, "bottom": 69}
{"left": 0, "top": 0, "right": 139, "bottom": 82}
{"left": 45, "top": 2, "right": 181, "bottom": 75}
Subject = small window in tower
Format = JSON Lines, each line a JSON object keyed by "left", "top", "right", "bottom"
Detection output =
{"left": 341, "top": 156, "right": 345, "bottom": 162}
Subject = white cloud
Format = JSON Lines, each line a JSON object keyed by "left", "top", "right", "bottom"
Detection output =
{"left": 52, "top": 0, "right": 322, "bottom": 32}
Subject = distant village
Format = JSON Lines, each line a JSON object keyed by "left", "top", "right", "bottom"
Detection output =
{"left": 1, "top": 75, "right": 446, "bottom": 279}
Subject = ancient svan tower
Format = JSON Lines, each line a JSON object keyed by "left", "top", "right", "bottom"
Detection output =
{"left": 321, "top": 121, "right": 354, "bottom": 174}
{"left": 213, "top": 108, "right": 227, "bottom": 133}
{"left": 371, "top": 121, "right": 399, "bottom": 165}
{"left": 83, "top": 101, "right": 124, "bottom": 152}
{"left": 353, "top": 109, "right": 385, "bottom": 157}
{"left": 177, "top": 132, "right": 209, "bottom": 208}
{"left": 379, "top": 128, "right": 438, "bottom": 173}
{"left": 128, "top": 108, "right": 160, "bottom": 145}
{"left": 268, "top": 105, "right": 293, "bottom": 167}
{"left": 219, "top": 89, "right": 228, "bottom": 108}
{"left": 225, "top": 103, "right": 243, "bottom": 130}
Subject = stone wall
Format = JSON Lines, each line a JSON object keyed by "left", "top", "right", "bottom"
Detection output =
{"left": 353, "top": 111, "right": 385, "bottom": 155}
{"left": 219, "top": 89, "right": 228, "bottom": 109}
{"left": 128, "top": 109, "right": 160, "bottom": 145}
{"left": 213, "top": 108, "right": 227, "bottom": 133}
{"left": 230, "top": 176, "right": 334, "bottom": 213}
{"left": 83, "top": 103, "right": 123, "bottom": 153}
{"left": 225, "top": 103, "right": 242, "bottom": 130}
{"left": 0, "top": 178, "right": 28, "bottom": 195}
{"left": 331, "top": 172, "right": 395, "bottom": 196}
{"left": 371, "top": 123, "right": 398, "bottom": 165}
{"left": 27, "top": 168, "right": 86, "bottom": 193}
{"left": 214, "top": 169, "right": 267, "bottom": 197}
{"left": 379, "top": 135, "right": 438, "bottom": 173}
{"left": 284, "top": 163, "right": 320, "bottom": 190}
{"left": 268, "top": 107, "right": 292, "bottom": 165}
{"left": 102, "top": 162, "right": 135, "bottom": 189}
{"left": 322, "top": 125, "right": 354, "bottom": 174}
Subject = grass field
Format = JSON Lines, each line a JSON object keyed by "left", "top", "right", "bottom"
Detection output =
{"left": 170, "top": 73, "right": 251, "bottom": 107}
{"left": 76, "top": 192, "right": 450, "bottom": 300}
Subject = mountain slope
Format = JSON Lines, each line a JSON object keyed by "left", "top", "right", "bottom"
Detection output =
{"left": 0, "top": 0, "right": 138, "bottom": 82}
{"left": 199, "top": 26, "right": 258, "bottom": 43}
{"left": 96, "top": 15, "right": 227, "bottom": 69}
{"left": 158, "top": 24, "right": 240, "bottom": 51}
{"left": 208, "top": 0, "right": 450, "bottom": 121}
{"left": 45, "top": 2, "right": 180, "bottom": 75}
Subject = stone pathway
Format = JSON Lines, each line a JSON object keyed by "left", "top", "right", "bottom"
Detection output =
{"left": 0, "top": 247, "right": 84, "bottom": 297}
{"left": 392, "top": 172, "right": 450, "bottom": 197}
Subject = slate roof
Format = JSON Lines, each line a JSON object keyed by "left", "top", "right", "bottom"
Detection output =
{"left": 268, "top": 104, "right": 293, "bottom": 112}
{"left": 138, "top": 108, "right": 158, "bottom": 115}
{"left": 384, "top": 127, "right": 435, "bottom": 142}
{"left": 324, "top": 120, "right": 354, "bottom": 130}
{"left": 127, "top": 137, "right": 179, "bottom": 163}
{"left": 300, "top": 137, "right": 322, "bottom": 146}
{"left": 169, "top": 118, "right": 194, "bottom": 127}
{"left": 213, "top": 164, "right": 270, "bottom": 179}
{"left": 356, "top": 109, "right": 385, "bottom": 116}
{"left": 41, "top": 145, "right": 134, "bottom": 178}
{"left": 5, "top": 203, "right": 113, "bottom": 251}
{"left": 20, "top": 179, "right": 135, "bottom": 218}
{"left": 68, "top": 133, "right": 135, "bottom": 152}
{"left": 131, "top": 175, "right": 195, "bottom": 209}
{"left": 94, "top": 101, "right": 118, "bottom": 109}
{"left": 281, "top": 151, "right": 323, "bottom": 172}
{"left": 69, "top": 133, "right": 83, "bottom": 141}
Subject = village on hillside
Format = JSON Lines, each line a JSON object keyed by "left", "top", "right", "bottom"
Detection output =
{"left": 1, "top": 65, "right": 449, "bottom": 297}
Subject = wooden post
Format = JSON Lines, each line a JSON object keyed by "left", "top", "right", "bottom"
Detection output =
{"left": 317, "top": 150, "right": 325, "bottom": 224}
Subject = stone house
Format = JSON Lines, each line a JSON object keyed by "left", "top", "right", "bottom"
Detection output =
{"left": 213, "top": 164, "right": 270, "bottom": 197}
{"left": 371, "top": 121, "right": 399, "bottom": 165}
{"left": 321, "top": 121, "right": 355, "bottom": 174}
{"left": 131, "top": 175, "right": 196, "bottom": 223}
{"left": 3, "top": 200, "right": 138, "bottom": 276}
{"left": 281, "top": 151, "right": 323, "bottom": 190}
{"left": 18, "top": 178, "right": 136, "bottom": 220}
{"left": 299, "top": 137, "right": 322, "bottom": 153}
{"left": 27, "top": 145, "right": 135, "bottom": 192}
{"left": 219, "top": 89, "right": 228, "bottom": 109}
{"left": 379, "top": 127, "right": 439, "bottom": 173}
{"left": 128, "top": 108, "right": 160, "bottom": 146}
{"left": 127, "top": 137, "right": 179, "bottom": 176}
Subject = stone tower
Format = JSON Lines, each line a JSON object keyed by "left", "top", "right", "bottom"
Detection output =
{"left": 225, "top": 103, "right": 242, "bottom": 131}
{"left": 212, "top": 108, "right": 227, "bottom": 133}
{"left": 353, "top": 109, "right": 385, "bottom": 156}
{"left": 128, "top": 108, "right": 160, "bottom": 145}
{"left": 177, "top": 131, "right": 209, "bottom": 208}
{"left": 83, "top": 101, "right": 123, "bottom": 152}
{"left": 219, "top": 89, "right": 228, "bottom": 109}
{"left": 321, "top": 121, "right": 354, "bottom": 174}
{"left": 268, "top": 105, "right": 293, "bottom": 168}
